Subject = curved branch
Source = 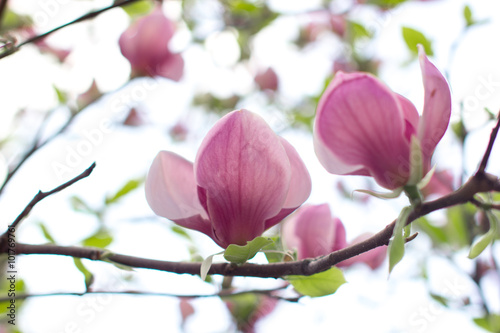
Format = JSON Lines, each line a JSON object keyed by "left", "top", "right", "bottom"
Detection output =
{"left": 0, "top": 0, "right": 141, "bottom": 59}
{"left": 0, "top": 162, "right": 96, "bottom": 236}
{"left": 9, "top": 170, "right": 500, "bottom": 278}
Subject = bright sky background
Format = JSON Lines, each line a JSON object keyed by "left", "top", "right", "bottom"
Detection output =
{"left": 1, "top": 0, "right": 500, "bottom": 332}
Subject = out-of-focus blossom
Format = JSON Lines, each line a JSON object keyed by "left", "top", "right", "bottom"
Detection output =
{"left": 337, "top": 233, "right": 386, "bottom": 269}
{"left": 314, "top": 46, "right": 451, "bottom": 190}
{"left": 421, "top": 169, "right": 455, "bottom": 199}
{"left": 145, "top": 109, "right": 311, "bottom": 248}
{"left": 254, "top": 68, "right": 278, "bottom": 92}
{"left": 119, "top": 6, "right": 184, "bottom": 81}
{"left": 282, "top": 204, "right": 385, "bottom": 269}
{"left": 169, "top": 122, "right": 189, "bottom": 142}
{"left": 179, "top": 298, "right": 195, "bottom": 326}
{"left": 123, "top": 108, "right": 146, "bottom": 127}
{"left": 76, "top": 80, "right": 101, "bottom": 109}
{"left": 224, "top": 294, "right": 278, "bottom": 333}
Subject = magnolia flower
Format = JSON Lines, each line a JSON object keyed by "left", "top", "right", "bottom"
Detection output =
{"left": 420, "top": 169, "right": 455, "bottom": 199}
{"left": 145, "top": 109, "right": 311, "bottom": 248}
{"left": 282, "top": 204, "right": 385, "bottom": 269}
{"left": 254, "top": 68, "right": 279, "bottom": 92}
{"left": 314, "top": 46, "right": 451, "bottom": 190}
{"left": 119, "top": 6, "right": 184, "bottom": 80}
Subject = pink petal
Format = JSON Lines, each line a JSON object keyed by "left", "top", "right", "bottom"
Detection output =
{"left": 282, "top": 204, "right": 337, "bottom": 260}
{"left": 156, "top": 52, "right": 184, "bottom": 81}
{"left": 264, "top": 138, "right": 311, "bottom": 229}
{"left": 194, "top": 110, "right": 291, "bottom": 247}
{"left": 314, "top": 71, "right": 411, "bottom": 189}
{"left": 417, "top": 46, "right": 452, "bottom": 169}
{"left": 145, "top": 151, "right": 211, "bottom": 235}
{"left": 396, "top": 94, "right": 420, "bottom": 142}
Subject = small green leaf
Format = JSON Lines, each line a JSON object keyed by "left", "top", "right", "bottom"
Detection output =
{"left": 223, "top": 237, "right": 273, "bottom": 264}
{"left": 122, "top": 1, "right": 154, "bottom": 18}
{"left": 82, "top": 228, "right": 113, "bottom": 248}
{"left": 473, "top": 314, "right": 500, "bottom": 332}
{"left": 388, "top": 206, "right": 412, "bottom": 273}
{"left": 38, "top": 222, "right": 55, "bottom": 244}
{"left": 468, "top": 211, "right": 498, "bottom": 259}
{"left": 171, "top": 225, "right": 192, "bottom": 241}
{"left": 53, "top": 85, "right": 67, "bottom": 104}
{"left": 70, "top": 196, "right": 94, "bottom": 214}
{"left": 287, "top": 267, "right": 346, "bottom": 297}
{"left": 402, "top": 27, "right": 433, "bottom": 56}
{"left": 73, "top": 258, "right": 94, "bottom": 290}
{"left": 105, "top": 178, "right": 144, "bottom": 205}
{"left": 463, "top": 5, "right": 474, "bottom": 27}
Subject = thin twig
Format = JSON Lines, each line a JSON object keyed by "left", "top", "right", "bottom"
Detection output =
{"left": 0, "top": 286, "right": 289, "bottom": 303}
{"left": 1, "top": 162, "right": 96, "bottom": 233}
{"left": 0, "top": 0, "right": 141, "bottom": 60}
{"left": 477, "top": 111, "right": 500, "bottom": 174}
{"left": 0, "top": 112, "right": 77, "bottom": 195}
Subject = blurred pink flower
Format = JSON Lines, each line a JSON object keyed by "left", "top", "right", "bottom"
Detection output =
{"left": 77, "top": 80, "right": 101, "bottom": 109}
{"left": 421, "top": 169, "right": 455, "bottom": 199}
{"left": 254, "top": 68, "right": 279, "bottom": 92}
{"left": 225, "top": 295, "right": 278, "bottom": 333}
{"left": 314, "top": 46, "right": 451, "bottom": 190}
{"left": 282, "top": 204, "right": 385, "bottom": 269}
{"left": 119, "top": 6, "right": 184, "bottom": 80}
{"left": 145, "top": 109, "right": 311, "bottom": 248}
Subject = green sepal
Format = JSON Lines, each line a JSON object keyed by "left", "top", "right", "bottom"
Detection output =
{"left": 354, "top": 187, "right": 403, "bottom": 200}
{"left": 287, "top": 267, "right": 346, "bottom": 297}
{"left": 407, "top": 136, "right": 424, "bottom": 186}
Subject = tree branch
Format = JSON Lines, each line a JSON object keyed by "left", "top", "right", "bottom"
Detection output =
{"left": 0, "top": 162, "right": 96, "bottom": 236}
{"left": 0, "top": 0, "right": 142, "bottom": 59}
{"left": 478, "top": 110, "right": 500, "bottom": 174}
{"left": 8, "top": 171, "right": 500, "bottom": 278}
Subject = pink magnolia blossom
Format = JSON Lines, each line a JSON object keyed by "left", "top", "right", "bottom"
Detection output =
{"left": 282, "top": 204, "right": 385, "bottom": 269}
{"left": 254, "top": 68, "right": 279, "bottom": 92}
{"left": 145, "top": 109, "right": 311, "bottom": 248}
{"left": 314, "top": 47, "right": 451, "bottom": 190}
{"left": 119, "top": 6, "right": 184, "bottom": 80}
{"left": 420, "top": 169, "right": 455, "bottom": 199}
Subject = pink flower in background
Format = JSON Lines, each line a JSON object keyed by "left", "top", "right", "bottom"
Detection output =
{"left": 119, "top": 6, "right": 184, "bottom": 80}
{"left": 282, "top": 204, "right": 346, "bottom": 260}
{"left": 225, "top": 295, "right": 278, "bottom": 333}
{"left": 314, "top": 46, "right": 451, "bottom": 190}
{"left": 145, "top": 109, "right": 311, "bottom": 248}
{"left": 337, "top": 233, "right": 386, "bottom": 269}
{"left": 282, "top": 204, "right": 385, "bottom": 269}
{"left": 254, "top": 68, "right": 279, "bottom": 92}
{"left": 420, "top": 169, "right": 455, "bottom": 199}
